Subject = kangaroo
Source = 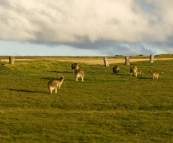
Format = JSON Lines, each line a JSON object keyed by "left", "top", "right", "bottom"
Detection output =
{"left": 48, "top": 76, "right": 64, "bottom": 94}
{"left": 71, "top": 63, "right": 79, "bottom": 73}
{"left": 130, "top": 66, "right": 138, "bottom": 77}
{"left": 137, "top": 70, "right": 142, "bottom": 75}
{"left": 149, "top": 70, "right": 159, "bottom": 79}
{"left": 113, "top": 65, "right": 120, "bottom": 75}
{"left": 74, "top": 69, "right": 84, "bottom": 81}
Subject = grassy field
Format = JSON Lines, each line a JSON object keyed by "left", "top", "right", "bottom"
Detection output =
{"left": 0, "top": 57, "right": 173, "bottom": 143}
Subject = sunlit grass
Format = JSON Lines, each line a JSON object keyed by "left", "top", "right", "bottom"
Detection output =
{"left": 0, "top": 58, "right": 173, "bottom": 142}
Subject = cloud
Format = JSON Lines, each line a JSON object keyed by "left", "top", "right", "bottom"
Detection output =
{"left": 0, "top": 0, "right": 173, "bottom": 55}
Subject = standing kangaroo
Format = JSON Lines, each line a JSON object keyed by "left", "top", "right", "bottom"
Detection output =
{"left": 48, "top": 76, "right": 64, "bottom": 94}
{"left": 130, "top": 66, "right": 138, "bottom": 77}
{"left": 74, "top": 69, "right": 84, "bottom": 81}
{"left": 71, "top": 63, "right": 79, "bottom": 73}
{"left": 113, "top": 65, "right": 120, "bottom": 75}
{"left": 149, "top": 70, "right": 159, "bottom": 79}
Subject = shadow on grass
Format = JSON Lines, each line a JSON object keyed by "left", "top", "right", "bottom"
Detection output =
{"left": 137, "top": 77, "right": 152, "bottom": 80}
{"left": 9, "top": 88, "right": 46, "bottom": 94}
{"left": 112, "top": 73, "right": 122, "bottom": 76}
{"left": 41, "top": 77, "right": 75, "bottom": 82}
{"left": 41, "top": 77, "right": 54, "bottom": 80}
{"left": 49, "top": 70, "right": 72, "bottom": 73}
{"left": 138, "top": 105, "right": 173, "bottom": 110}
{"left": 112, "top": 73, "right": 131, "bottom": 77}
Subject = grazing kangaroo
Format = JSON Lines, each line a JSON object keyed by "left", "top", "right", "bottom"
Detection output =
{"left": 48, "top": 76, "right": 64, "bottom": 94}
{"left": 113, "top": 65, "right": 120, "bottom": 75}
{"left": 130, "top": 66, "right": 138, "bottom": 77}
{"left": 74, "top": 69, "right": 84, "bottom": 81}
{"left": 149, "top": 70, "right": 159, "bottom": 79}
{"left": 71, "top": 63, "right": 79, "bottom": 73}
{"left": 137, "top": 70, "right": 142, "bottom": 75}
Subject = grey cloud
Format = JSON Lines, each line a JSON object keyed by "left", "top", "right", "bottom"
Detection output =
{"left": 136, "top": 0, "right": 155, "bottom": 14}
{"left": 31, "top": 40, "right": 157, "bottom": 56}
{"left": 0, "top": 0, "right": 173, "bottom": 55}
{"left": 0, "top": 0, "right": 172, "bottom": 42}
{"left": 0, "top": 0, "right": 9, "bottom": 6}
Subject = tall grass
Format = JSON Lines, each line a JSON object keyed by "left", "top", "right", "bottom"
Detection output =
{"left": 0, "top": 59, "right": 173, "bottom": 142}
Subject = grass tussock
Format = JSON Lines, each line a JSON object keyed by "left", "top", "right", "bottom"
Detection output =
{"left": 0, "top": 58, "right": 173, "bottom": 142}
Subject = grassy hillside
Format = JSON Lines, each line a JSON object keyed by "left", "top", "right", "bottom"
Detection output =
{"left": 0, "top": 58, "right": 173, "bottom": 143}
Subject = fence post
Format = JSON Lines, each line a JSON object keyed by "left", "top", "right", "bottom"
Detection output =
{"left": 9, "top": 56, "right": 15, "bottom": 64}
{"left": 103, "top": 57, "right": 109, "bottom": 66}
{"left": 150, "top": 54, "right": 154, "bottom": 63}
{"left": 125, "top": 57, "right": 130, "bottom": 65}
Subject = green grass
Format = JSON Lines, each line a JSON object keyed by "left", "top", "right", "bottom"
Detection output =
{"left": 0, "top": 58, "right": 173, "bottom": 143}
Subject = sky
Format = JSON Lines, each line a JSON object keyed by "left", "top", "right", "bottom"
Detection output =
{"left": 0, "top": 0, "right": 173, "bottom": 56}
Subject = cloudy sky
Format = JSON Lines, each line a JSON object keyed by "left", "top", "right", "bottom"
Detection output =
{"left": 0, "top": 0, "right": 173, "bottom": 56}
